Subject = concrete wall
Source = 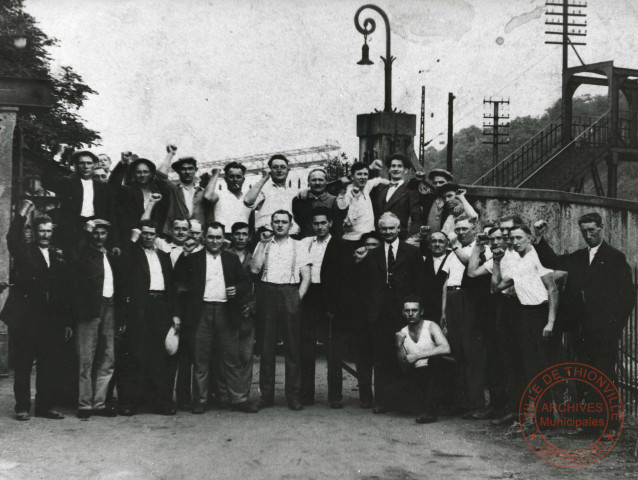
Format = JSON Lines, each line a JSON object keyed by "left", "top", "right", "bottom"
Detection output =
{"left": 466, "top": 185, "right": 638, "bottom": 265}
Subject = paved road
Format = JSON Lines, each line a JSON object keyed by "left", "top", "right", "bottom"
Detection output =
{"left": 0, "top": 358, "right": 635, "bottom": 480}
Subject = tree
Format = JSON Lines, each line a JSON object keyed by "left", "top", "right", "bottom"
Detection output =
{"left": 325, "top": 152, "right": 352, "bottom": 182}
{"left": 0, "top": 0, "right": 100, "bottom": 164}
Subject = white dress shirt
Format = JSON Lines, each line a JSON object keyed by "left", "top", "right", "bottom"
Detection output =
{"left": 102, "top": 253, "right": 114, "bottom": 298}
{"left": 214, "top": 189, "right": 253, "bottom": 230}
{"left": 155, "top": 238, "right": 183, "bottom": 266}
{"left": 257, "top": 237, "right": 309, "bottom": 284}
{"left": 431, "top": 254, "right": 447, "bottom": 274}
{"left": 588, "top": 243, "right": 601, "bottom": 265}
{"left": 443, "top": 241, "right": 477, "bottom": 287}
{"left": 508, "top": 248, "right": 552, "bottom": 305}
{"left": 144, "top": 248, "right": 165, "bottom": 291}
{"left": 203, "top": 252, "right": 227, "bottom": 302}
{"left": 300, "top": 235, "right": 331, "bottom": 284}
{"left": 80, "top": 179, "right": 95, "bottom": 217}
{"left": 385, "top": 179, "right": 405, "bottom": 202}
{"left": 39, "top": 247, "right": 50, "bottom": 268}
{"left": 484, "top": 248, "right": 519, "bottom": 295}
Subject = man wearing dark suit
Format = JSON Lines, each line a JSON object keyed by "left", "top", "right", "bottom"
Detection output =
{"left": 40, "top": 150, "right": 119, "bottom": 257}
{"left": 110, "top": 157, "right": 171, "bottom": 249}
{"left": 292, "top": 168, "right": 344, "bottom": 239}
{"left": 361, "top": 212, "right": 425, "bottom": 413}
{"left": 371, "top": 153, "right": 422, "bottom": 238}
{"left": 0, "top": 200, "right": 71, "bottom": 421}
{"left": 178, "top": 222, "right": 256, "bottom": 414}
{"left": 70, "top": 219, "right": 122, "bottom": 419}
{"left": 557, "top": 212, "right": 634, "bottom": 384}
{"left": 116, "top": 220, "right": 180, "bottom": 416}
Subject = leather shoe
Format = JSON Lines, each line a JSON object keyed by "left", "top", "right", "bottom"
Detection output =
{"left": 92, "top": 406, "right": 117, "bottom": 417}
{"left": 35, "top": 409, "right": 65, "bottom": 420}
{"left": 76, "top": 409, "right": 92, "bottom": 419}
{"left": 118, "top": 407, "right": 135, "bottom": 416}
{"left": 154, "top": 406, "right": 177, "bottom": 416}
{"left": 288, "top": 402, "right": 304, "bottom": 411}
{"left": 231, "top": 401, "right": 259, "bottom": 413}
{"left": 491, "top": 412, "right": 517, "bottom": 426}
{"left": 257, "top": 398, "right": 274, "bottom": 409}
{"left": 471, "top": 407, "right": 498, "bottom": 420}
{"left": 329, "top": 401, "right": 343, "bottom": 409}
{"left": 416, "top": 413, "right": 437, "bottom": 424}
{"left": 372, "top": 405, "right": 387, "bottom": 414}
{"left": 15, "top": 411, "right": 30, "bottom": 421}
{"left": 177, "top": 403, "right": 191, "bottom": 412}
{"left": 191, "top": 404, "right": 206, "bottom": 414}
{"left": 359, "top": 400, "right": 372, "bottom": 409}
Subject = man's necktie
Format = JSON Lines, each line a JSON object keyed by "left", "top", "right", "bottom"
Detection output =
{"left": 387, "top": 244, "right": 395, "bottom": 283}
{"left": 390, "top": 182, "right": 399, "bottom": 187}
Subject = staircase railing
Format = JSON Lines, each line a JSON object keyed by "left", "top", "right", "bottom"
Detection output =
{"left": 515, "top": 111, "right": 611, "bottom": 188}
{"left": 473, "top": 120, "right": 562, "bottom": 187}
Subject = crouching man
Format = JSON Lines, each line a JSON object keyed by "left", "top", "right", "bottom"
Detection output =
{"left": 385, "top": 297, "right": 450, "bottom": 424}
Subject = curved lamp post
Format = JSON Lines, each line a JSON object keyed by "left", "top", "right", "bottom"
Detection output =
{"left": 354, "top": 4, "right": 394, "bottom": 113}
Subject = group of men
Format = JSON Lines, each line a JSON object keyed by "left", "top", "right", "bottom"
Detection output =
{"left": 0, "top": 145, "right": 633, "bottom": 429}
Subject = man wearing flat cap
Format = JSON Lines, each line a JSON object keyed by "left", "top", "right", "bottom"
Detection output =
{"left": 157, "top": 155, "right": 210, "bottom": 236}
{"left": 70, "top": 219, "right": 122, "bottom": 418}
{"left": 40, "top": 150, "right": 120, "bottom": 259}
{"left": 370, "top": 153, "right": 422, "bottom": 238}
{"left": 417, "top": 169, "right": 455, "bottom": 233}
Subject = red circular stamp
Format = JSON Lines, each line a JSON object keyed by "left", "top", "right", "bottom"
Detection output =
{"left": 518, "top": 362, "right": 624, "bottom": 468}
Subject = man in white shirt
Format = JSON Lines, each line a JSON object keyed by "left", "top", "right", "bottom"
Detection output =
{"left": 177, "top": 222, "right": 255, "bottom": 414}
{"left": 244, "top": 155, "right": 300, "bottom": 235}
{"left": 71, "top": 219, "right": 119, "bottom": 419}
{"left": 250, "top": 210, "right": 311, "bottom": 410}
{"left": 492, "top": 225, "right": 559, "bottom": 389}
{"left": 336, "top": 160, "right": 389, "bottom": 243}
{"left": 207, "top": 162, "right": 254, "bottom": 233}
{"left": 441, "top": 217, "right": 487, "bottom": 417}
{"left": 298, "top": 207, "right": 334, "bottom": 407}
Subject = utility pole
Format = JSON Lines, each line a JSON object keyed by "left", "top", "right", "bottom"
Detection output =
{"left": 447, "top": 92, "right": 455, "bottom": 174}
{"left": 482, "top": 98, "right": 510, "bottom": 172}
{"left": 545, "top": 0, "right": 587, "bottom": 74}
{"left": 419, "top": 86, "right": 425, "bottom": 167}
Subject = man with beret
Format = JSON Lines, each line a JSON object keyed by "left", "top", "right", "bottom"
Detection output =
{"left": 157, "top": 155, "right": 211, "bottom": 236}
{"left": 41, "top": 150, "right": 119, "bottom": 258}
{"left": 244, "top": 154, "right": 300, "bottom": 235}
{"left": 370, "top": 153, "right": 422, "bottom": 238}
{"left": 70, "top": 219, "right": 121, "bottom": 419}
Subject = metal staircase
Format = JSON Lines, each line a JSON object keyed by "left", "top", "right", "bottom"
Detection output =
{"left": 473, "top": 113, "right": 611, "bottom": 191}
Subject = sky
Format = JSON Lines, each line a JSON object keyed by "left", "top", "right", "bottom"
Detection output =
{"left": 23, "top": 0, "right": 638, "bottom": 163}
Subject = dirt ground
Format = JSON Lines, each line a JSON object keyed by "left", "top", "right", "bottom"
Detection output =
{"left": 0, "top": 358, "right": 636, "bottom": 480}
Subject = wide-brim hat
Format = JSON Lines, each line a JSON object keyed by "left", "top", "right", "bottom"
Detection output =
{"left": 130, "top": 158, "right": 156, "bottom": 174}
{"left": 171, "top": 156, "right": 198, "bottom": 172}
{"left": 428, "top": 168, "right": 453, "bottom": 182}
{"left": 71, "top": 150, "right": 99, "bottom": 165}
{"left": 434, "top": 182, "right": 460, "bottom": 196}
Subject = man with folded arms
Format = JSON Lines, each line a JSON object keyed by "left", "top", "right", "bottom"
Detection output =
{"left": 71, "top": 219, "right": 120, "bottom": 419}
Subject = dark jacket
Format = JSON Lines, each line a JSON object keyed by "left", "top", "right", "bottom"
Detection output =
{"left": 0, "top": 215, "right": 70, "bottom": 329}
{"left": 109, "top": 162, "right": 171, "bottom": 244}
{"left": 534, "top": 237, "right": 558, "bottom": 270}
{"left": 557, "top": 241, "right": 634, "bottom": 334}
{"left": 292, "top": 192, "right": 345, "bottom": 239}
{"left": 177, "top": 249, "right": 252, "bottom": 328}
{"left": 362, "top": 240, "right": 425, "bottom": 329}
{"left": 422, "top": 252, "right": 452, "bottom": 321}
{"left": 371, "top": 182, "right": 422, "bottom": 237}
{"left": 69, "top": 243, "right": 122, "bottom": 322}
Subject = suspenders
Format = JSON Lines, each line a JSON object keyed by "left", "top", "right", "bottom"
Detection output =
{"left": 262, "top": 239, "right": 298, "bottom": 283}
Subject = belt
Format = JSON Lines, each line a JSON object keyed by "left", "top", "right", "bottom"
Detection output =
{"left": 447, "top": 286, "right": 462, "bottom": 291}
{"left": 147, "top": 290, "right": 165, "bottom": 297}
{"left": 204, "top": 301, "right": 226, "bottom": 305}
{"left": 520, "top": 301, "right": 548, "bottom": 310}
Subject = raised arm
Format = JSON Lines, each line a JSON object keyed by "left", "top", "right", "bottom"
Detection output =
{"left": 157, "top": 145, "right": 177, "bottom": 176}
{"left": 467, "top": 243, "right": 490, "bottom": 277}
{"left": 244, "top": 170, "right": 270, "bottom": 208}
{"left": 455, "top": 189, "right": 478, "bottom": 221}
{"left": 249, "top": 241, "right": 267, "bottom": 275}
{"left": 7, "top": 200, "right": 34, "bottom": 256}
{"left": 203, "top": 168, "right": 221, "bottom": 204}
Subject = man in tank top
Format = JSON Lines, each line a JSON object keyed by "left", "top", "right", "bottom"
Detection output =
{"left": 384, "top": 296, "right": 451, "bottom": 424}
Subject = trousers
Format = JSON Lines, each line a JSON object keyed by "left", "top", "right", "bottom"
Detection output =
{"left": 76, "top": 297, "right": 115, "bottom": 411}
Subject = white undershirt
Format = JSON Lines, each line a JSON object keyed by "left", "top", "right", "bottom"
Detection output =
{"left": 80, "top": 179, "right": 95, "bottom": 217}
{"left": 203, "top": 252, "right": 227, "bottom": 302}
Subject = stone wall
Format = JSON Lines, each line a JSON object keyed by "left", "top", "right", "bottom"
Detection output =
{"left": 466, "top": 185, "right": 638, "bottom": 266}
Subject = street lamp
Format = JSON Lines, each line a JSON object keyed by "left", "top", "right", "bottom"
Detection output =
{"left": 354, "top": 4, "right": 394, "bottom": 113}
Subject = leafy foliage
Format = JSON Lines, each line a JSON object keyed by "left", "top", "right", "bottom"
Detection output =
{"left": 0, "top": 0, "right": 100, "bottom": 163}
